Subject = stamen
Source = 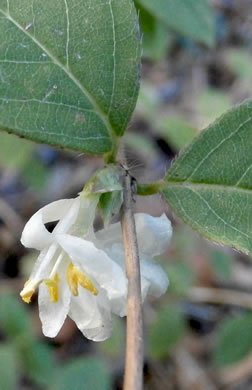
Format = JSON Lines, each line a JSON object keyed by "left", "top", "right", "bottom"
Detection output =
{"left": 44, "top": 274, "right": 59, "bottom": 302}
{"left": 66, "top": 263, "right": 98, "bottom": 296}
{"left": 20, "top": 279, "right": 36, "bottom": 304}
{"left": 21, "top": 289, "right": 35, "bottom": 303}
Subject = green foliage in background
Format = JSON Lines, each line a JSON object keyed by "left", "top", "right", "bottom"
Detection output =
{"left": 136, "top": 4, "right": 171, "bottom": 60}
{"left": 52, "top": 357, "right": 112, "bottom": 390}
{"left": 0, "top": 344, "right": 18, "bottom": 390}
{"left": 158, "top": 116, "right": 198, "bottom": 151}
{"left": 0, "top": 295, "right": 112, "bottom": 389}
{"left": 135, "top": 0, "right": 215, "bottom": 60}
{"left": 0, "top": 132, "right": 48, "bottom": 189}
{"left": 214, "top": 313, "right": 252, "bottom": 366}
{"left": 149, "top": 304, "right": 186, "bottom": 359}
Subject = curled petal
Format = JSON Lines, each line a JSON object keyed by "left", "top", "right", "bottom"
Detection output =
{"left": 21, "top": 212, "right": 52, "bottom": 250}
{"left": 56, "top": 234, "right": 128, "bottom": 303}
{"left": 21, "top": 198, "right": 78, "bottom": 250}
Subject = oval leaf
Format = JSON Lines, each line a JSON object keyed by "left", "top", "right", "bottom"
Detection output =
{"left": 149, "top": 304, "right": 185, "bottom": 359}
{"left": 0, "top": 344, "right": 18, "bottom": 390}
{"left": 214, "top": 313, "right": 252, "bottom": 366}
{"left": 0, "top": 0, "right": 140, "bottom": 154}
{"left": 135, "top": 0, "right": 215, "bottom": 47}
{"left": 162, "top": 101, "right": 252, "bottom": 256}
{"left": 51, "top": 357, "right": 111, "bottom": 390}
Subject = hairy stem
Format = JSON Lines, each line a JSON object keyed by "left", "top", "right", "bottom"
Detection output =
{"left": 121, "top": 171, "right": 143, "bottom": 390}
{"left": 137, "top": 180, "right": 164, "bottom": 196}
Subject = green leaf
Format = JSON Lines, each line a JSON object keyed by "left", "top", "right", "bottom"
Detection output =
{"left": 99, "top": 317, "right": 125, "bottom": 358}
{"left": 51, "top": 357, "right": 112, "bottom": 390}
{"left": 210, "top": 249, "right": 232, "bottom": 279}
{"left": 0, "top": 0, "right": 140, "bottom": 154}
{"left": 124, "top": 132, "right": 158, "bottom": 160}
{"left": 166, "top": 262, "right": 195, "bottom": 296}
{"left": 22, "top": 156, "right": 49, "bottom": 189}
{"left": 226, "top": 49, "right": 252, "bottom": 82}
{"left": 162, "top": 101, "right": 252, "bottom": 256}
{"left": 85, "top": 164, "right": 124, "bottom": 193}
{"left": 214, "top": 313, "right": 252, "bottom": 366}
{"left": 158, "top": 116, "right": 198, "bottom": 151}
{"left": 0, "top": 344, "right": 18, "bottom": 390}
{"left": 20, "top": 341, "right": 56, "bottom": 387}
{"left": 149, "top": 304, "right": 185, "bottom": 359}
{"left": 0, "top": 132, "right": 48, "bottom": 188}
{"left": 0, "top": 132, "right": 35, "bottom": 168}
{"left": 137, "top": 4, "right": 171, "bottom": 60}
{"left": 135, "top": 0, "right": 215, "bottom": 47}
{"left": 0, "top": 294, "right": 33, "bottom": 339}
{"left": 197, "top": 88, "right": 231, "bottom": 126}
{"left": 99, "top": 190, "right": 123, "bottom": 225}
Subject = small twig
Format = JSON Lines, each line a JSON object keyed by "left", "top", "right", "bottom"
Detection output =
{"left": 174, "top": 347, "right": 217, "bottom": 390}
{"left": 187, "top": 287, "right": 252, "bottom": 310}
{"left": 0, "top": 197, "right": 24, "bottom": 238}
{"left": 121, "top": 171, "right": 143, "bottom": 390}
{"left": 218, "top": 351, "right": 252, "bottom": 387}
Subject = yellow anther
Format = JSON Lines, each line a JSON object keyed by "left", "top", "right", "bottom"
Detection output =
{"left": 78, "top": 272, "right": 98, "bottom": 295}
{"left": 21, "top": 289, "right": 35, "bottom": 303}
{"left": 44, "top": 274, "right": 59, "bottom": 302}
{"left": 66, "top": 263, "right": 98, "bottom": 296}
{"left": 20, "top": 279, "right": 35, "bottom": 304}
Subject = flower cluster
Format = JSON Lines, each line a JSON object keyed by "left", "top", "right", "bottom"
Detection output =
{"left": 20, "top": 192, "right": 172, "bottom": 341}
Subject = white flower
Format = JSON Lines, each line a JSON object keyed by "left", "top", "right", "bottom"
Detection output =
{"left": 20, "top": 193, "right": 172, "bottom": 341}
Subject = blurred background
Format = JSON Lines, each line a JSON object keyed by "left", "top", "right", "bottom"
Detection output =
{"left": 1, "top": 0, "right": 252, "bottom": 389}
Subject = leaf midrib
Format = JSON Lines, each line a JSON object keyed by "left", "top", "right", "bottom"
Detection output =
{"left": 0, "top": 8, "right": 115, "bottom": 143}
{"left": 164, "top": 180, "right": 252, "bottom": 195}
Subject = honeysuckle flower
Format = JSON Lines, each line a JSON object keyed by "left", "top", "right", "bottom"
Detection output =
{"left": 20, "top": 192, "right": 172, "bottom": 341}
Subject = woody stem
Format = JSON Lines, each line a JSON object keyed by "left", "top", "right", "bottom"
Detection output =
{"left": 121, "top": 171, "right": 143, "bottom": 390}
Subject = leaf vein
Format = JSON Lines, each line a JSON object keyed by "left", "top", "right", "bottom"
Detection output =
{"left": 185, "top": 116, "right": 252, "bottom": 180}
{"left": 108, "top": 0, "right": 116, "bottom": 116}
{"left": 0, "top": 97, "right": 96, "bottom": 113}
{"left": 188, "top": 187, "right": 250, "bottom": 241}
{"left": 63, "top": 0, "right": 70, "bottom": 69}
{"left": 235, "top": 164, "right": 252, "bottom": 186}
{"left": 0, "top": 8, "right": 114, "bottom": 140}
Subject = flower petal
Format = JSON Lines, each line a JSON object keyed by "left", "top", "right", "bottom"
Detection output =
{"left": 38, "top": 266, "right": 71, "bottom": 338}
{"left": 53, "top": 198, "right": 80, "bottom": 234}
{"left": 56, "top": 234, "right": 128, "bottom": 304}
{"left": 96, "top": 213, "right": 172, "bottom": 257}
{"left": 140, "top": 257, "right": 169, "bottom": 298}
{"left": 105, "top": 244, "right": 168, "bottom": 300}
{"left": 69, "top": 288, "right": 112, "bottom": 341}
{"left": 25, "top": 244, "right": 58, "bottom": 286}
{"left": 70, "top": 193, "right": 99, "bottom": 236}
{"left": 135, "top": 213, "right": 173, "bottom": 257}
{"left": 21, "top": 212, "right": 52, "bottom": 250}
{"left": 21, "top": 198, "right": 78, "bottom": 250}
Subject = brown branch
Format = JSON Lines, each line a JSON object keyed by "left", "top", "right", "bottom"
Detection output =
{"left": 174, "top": 347, "right": 217, "bottom": 390}
{"left": 121, "top": 171, "right": 143, "bottom": 390}
{"left": 187, "top": 287, "right": 252, "bottom": 310}
{"left": 218, "top": 351, "right": 252, "bottom": 387}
